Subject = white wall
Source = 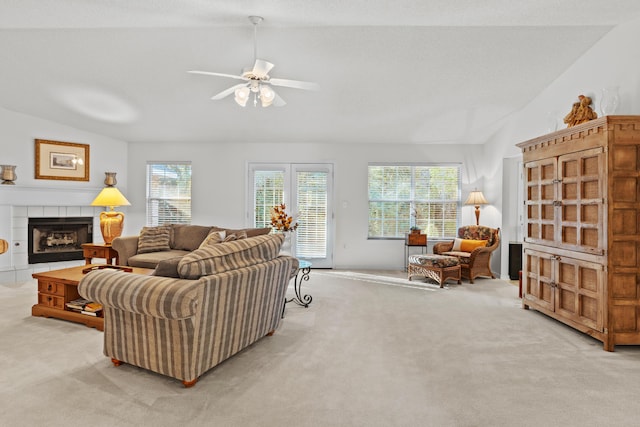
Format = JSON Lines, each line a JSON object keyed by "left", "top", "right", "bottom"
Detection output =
{"left": 127, "top": 141, "right": 498, "bottom": 269}
{"left": 487, "top": 16, "right": 640, "bottom": 279}
{"left": 0, "top": 107, "right": 130, "bottom": 189}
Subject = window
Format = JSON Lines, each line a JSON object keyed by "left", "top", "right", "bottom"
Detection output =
{"left": 368, "top": 164, "right": 461, "bottom": 239}
{"left": 146, "top": 162, "right": 192, "bottom": 225}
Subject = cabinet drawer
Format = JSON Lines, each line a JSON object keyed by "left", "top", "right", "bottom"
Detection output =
{"left": 85, "top": 248, "right": 104, "bottom": 257}
{"left": 38, "top": 293, "right": 65, "bottom": 309}
{"left": 38, "top": 280, "right": 65, "bottom": 296}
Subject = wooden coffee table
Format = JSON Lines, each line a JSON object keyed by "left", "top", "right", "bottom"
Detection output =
{"left": 32, "top": 264, "right": 154, "bottom": 331}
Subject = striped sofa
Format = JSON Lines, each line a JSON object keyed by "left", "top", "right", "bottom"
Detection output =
{"left": 78, "top": 234, "right": 298, "bottom": 387}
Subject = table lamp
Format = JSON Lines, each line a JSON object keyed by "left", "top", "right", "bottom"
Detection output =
{"left": 91, "top": 172, "right": 131, "bottom": 244}
{"left": 465, "top": 189, "right": 488, "bottom": 226}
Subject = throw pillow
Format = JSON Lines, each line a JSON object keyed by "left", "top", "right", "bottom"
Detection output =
{"left": 224, "top": 230, "right": 247, "bottom": 241}
{"left": 224, "top": 234, "right": 237, "bottom": 242}
{"left": 177, "top": 234, "right": 284, "bottom": 279}
{"left": 218, "top": 227, "right": 271, "bottom": 238}
{"left": 452, "top": 238, "right": 464, "bottom": 251}
{"left": 137, "top": 225, "right": 172, "bottom": 253}
{"left": 152, "top": 257, "right": 182, "bottom": 278}
{"left": 198, "top": 230, "right": 226, "bottom": 249}
{"left": 459, "top": 239, "right": 488, "bottom": 252}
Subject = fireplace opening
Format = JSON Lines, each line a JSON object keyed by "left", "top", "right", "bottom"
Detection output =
{"left": 28, "top": 217, "right": 93, "bottom": 264}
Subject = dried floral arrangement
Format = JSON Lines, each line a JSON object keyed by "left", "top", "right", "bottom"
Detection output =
{"left": 270, "top": 203, "right": 298, "bottom": 232}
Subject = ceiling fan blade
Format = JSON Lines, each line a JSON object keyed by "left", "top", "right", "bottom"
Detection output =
{"left": 273, "top": 91, "right": 287, "bottom": 107}
{"left": 188, "top": 70, "right": 247, "bottom": 81}
{"left": 252, "top": 59, "right": 275, "bottom": 78}
{"left": 269, "top": 78, "right": 320, "bottom": 91}
{"left": 211, "top": 83, "right": 248, "bottom": 100}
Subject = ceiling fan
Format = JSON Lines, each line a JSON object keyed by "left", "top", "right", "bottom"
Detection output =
{"left": 188, "top": 16, "right": 319, "bottom": 108}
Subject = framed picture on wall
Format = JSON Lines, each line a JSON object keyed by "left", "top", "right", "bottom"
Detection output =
{"left": 35, "top": 139, "right": 90, "bottom": 181}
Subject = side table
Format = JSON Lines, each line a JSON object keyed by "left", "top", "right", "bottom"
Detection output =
{"left": 287, "top": 260, "right": 312, "bottom": 307}
{"left": 82, "top": 243, "right": 119, "bottom": 265}
{"left": 404, "top": 233, "right": 428, "bottom": 270}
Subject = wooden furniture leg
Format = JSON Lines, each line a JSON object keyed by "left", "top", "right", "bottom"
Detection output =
{"left": 182, "top": 379, "right": 198, "bottom": 388}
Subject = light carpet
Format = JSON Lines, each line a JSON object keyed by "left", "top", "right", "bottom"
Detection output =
{"left": 1, "top": 271, "right": 640, "bottom": 427}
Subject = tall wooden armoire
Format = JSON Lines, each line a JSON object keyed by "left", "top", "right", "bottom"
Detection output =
{"left": 517, "top": 115, "right": 640, "bottom": 351}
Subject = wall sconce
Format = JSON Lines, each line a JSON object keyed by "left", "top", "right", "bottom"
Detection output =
{"left": 464, "top": 189, "right": 488, "bottom": 226}
{"left": 1, "top": 165, "right": 17, "bottom": 185}
{"left": 90, "top": 172, "right": 131, "bottom": 245}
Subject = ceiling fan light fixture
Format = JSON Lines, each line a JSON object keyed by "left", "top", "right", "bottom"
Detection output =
{"left": 188, "top": 15, "right": 317, "bottom": 108}
{"left": 234, "top": 86, "right": 250, "bottom": 107}
{"left": 260, "top": 85, "right": 275, "bottom": 107}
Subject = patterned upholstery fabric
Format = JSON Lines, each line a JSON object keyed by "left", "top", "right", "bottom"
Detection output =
{"left": 457, "top": 225, "right": 495, "bottom": 245}
{"left": 441, "top": 251, "right": 471, "bottom": 263}
{"left": 408, "top": 254, "right": 460, "bottom": 268}
{"left": 78, "top": 255, "right": 298, "bottom": 385}
{"left": 137, "top": 225, "right": 172, "bottom": 253}
{"left": 177, "top": 234, "right": 284, "bottom": 279}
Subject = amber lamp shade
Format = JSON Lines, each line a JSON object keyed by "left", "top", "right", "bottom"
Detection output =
{"left": 464, "top": 190, "right": 488, "bottom": 226}
{"left": 90, "top": 187, "right": 131, "bottom": 245}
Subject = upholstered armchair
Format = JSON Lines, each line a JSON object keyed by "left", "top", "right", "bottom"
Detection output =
{"left": 433, "top": 225, "right": 500, "bottom": 283}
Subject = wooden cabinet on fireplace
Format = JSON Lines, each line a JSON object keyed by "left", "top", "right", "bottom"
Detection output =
{"left": 517, "top": 116, "right": 640, "bottom": 351}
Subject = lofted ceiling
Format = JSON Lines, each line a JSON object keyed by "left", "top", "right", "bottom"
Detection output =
{"left": 1, "top": 1, "right": 640, "bottom": 144}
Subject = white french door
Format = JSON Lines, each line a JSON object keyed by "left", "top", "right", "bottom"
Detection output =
{"left": 248, "top": 163, "right": 334, "bottom": 268}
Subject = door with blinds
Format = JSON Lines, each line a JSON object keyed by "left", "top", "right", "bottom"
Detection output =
{"left": 249, "top": 163, "right": 333, "bottom": 268}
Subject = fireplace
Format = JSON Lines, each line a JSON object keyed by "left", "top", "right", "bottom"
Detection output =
{"left": 28, "top": 217, "right": 93, "bottom": 264}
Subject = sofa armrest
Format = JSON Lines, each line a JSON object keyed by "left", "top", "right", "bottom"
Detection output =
{"left": 111, "top": 235, "right": 139, "bottom": 266}
{"left": 78, "top": 270, "right": 200, "bottom": 320}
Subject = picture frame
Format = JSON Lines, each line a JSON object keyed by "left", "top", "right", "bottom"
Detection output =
{"left": 35, "top": 139, "right": 90, "bottom": 181}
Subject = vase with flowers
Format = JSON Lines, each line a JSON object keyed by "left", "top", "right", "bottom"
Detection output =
{"left": 270, "top": 203, "right": 298, "bottom": 255}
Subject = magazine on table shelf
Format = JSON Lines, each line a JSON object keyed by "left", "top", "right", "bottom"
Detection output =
{"left": 65, "top": 298, "right": 103, "bottom": 316}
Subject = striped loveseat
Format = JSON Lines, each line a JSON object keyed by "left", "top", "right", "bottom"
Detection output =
{"left": 78, "top": 233, "right": 297, "bottom": 387}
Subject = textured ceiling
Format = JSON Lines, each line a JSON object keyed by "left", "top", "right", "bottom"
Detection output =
{"left": 1, "top": 1, "right": 639, "bottom": 144}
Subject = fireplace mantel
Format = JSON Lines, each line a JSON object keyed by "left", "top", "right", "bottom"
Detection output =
{"left": 0, "top": 185, "right": 102, "bottom": 207}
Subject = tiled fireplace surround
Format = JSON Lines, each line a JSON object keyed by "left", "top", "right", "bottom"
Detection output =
{"left": 0, "top": 186, "right": 105, "bottom": 284}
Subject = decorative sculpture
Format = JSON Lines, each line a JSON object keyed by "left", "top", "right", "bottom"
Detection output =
{"left": 563, "top": 94, "right": 598, "bottom": 127}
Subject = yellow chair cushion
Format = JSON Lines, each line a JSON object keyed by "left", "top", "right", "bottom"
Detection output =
{"left": 460, "top": 239, "right": 488, "bottom": 252}
{"left": 453, "top": 238, "right": 488, "bottom": 252}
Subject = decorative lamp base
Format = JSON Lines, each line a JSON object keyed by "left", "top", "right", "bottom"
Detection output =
{"left": 99, "top": 211, "right": 125, "bottom": 245}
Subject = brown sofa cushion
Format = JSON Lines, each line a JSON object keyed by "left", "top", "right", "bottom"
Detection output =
{"left": 177, "top": 234, "right": 284, "bottom": 279}
{"left": 152, "top": 257, "right": 183, "bottom": 278}
{"left": 137, "top": 225, "right": 172, "bottom": 253}
{"left": 129, "top": 249, "right": 190, "bottom": 269}
{"left": 171, "top": 224, "right": 213, "bottom": 251}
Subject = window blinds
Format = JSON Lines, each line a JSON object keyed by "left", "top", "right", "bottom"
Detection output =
{"left": 368, "top": 164, "right": 460, "bottom": 239}
{"left": 146, "top": 162, "right": 192, "bottom": 226}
